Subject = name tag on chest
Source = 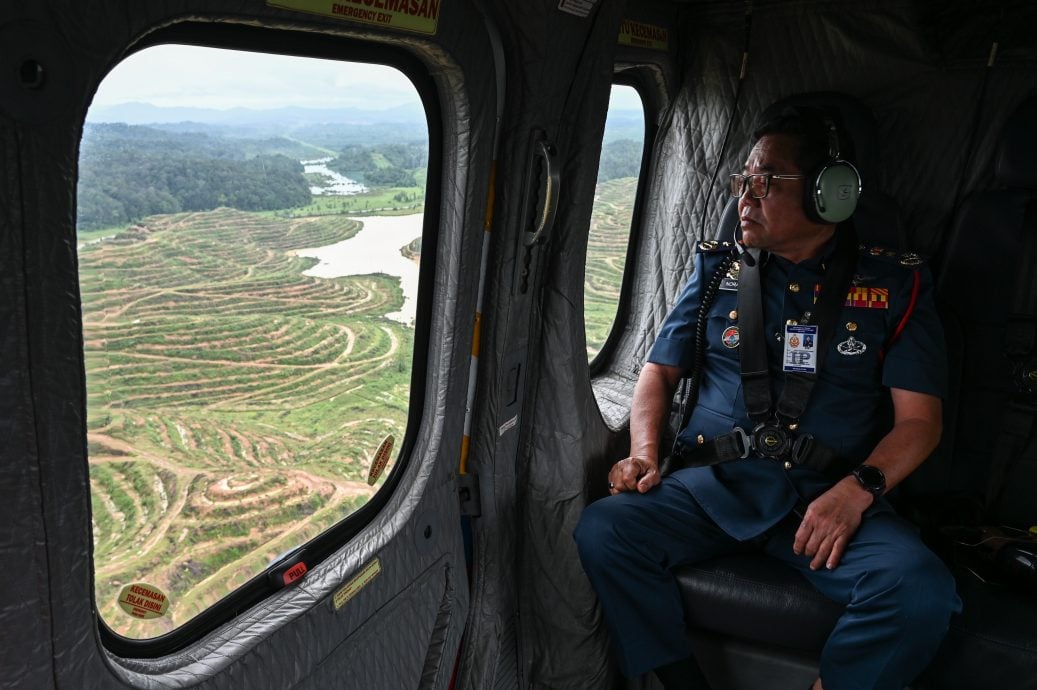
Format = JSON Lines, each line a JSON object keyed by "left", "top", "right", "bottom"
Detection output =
{"left": 783, "top": 324, "right": 819, "bottom": 373}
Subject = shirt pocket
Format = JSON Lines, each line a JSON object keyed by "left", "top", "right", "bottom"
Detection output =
{"left": 704, "top": 296, "right": 741, "bottom": 364}
{"left": 825, "top": 310, "right": 884, "bottom": 382}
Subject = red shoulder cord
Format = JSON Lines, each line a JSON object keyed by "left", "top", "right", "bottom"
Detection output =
{"left": 879, "top": 268, "right": 921, "bottom": 363}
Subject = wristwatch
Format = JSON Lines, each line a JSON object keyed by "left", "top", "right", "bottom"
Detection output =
{"left": 852, "top": 464, "right": 886, "bottom": 498}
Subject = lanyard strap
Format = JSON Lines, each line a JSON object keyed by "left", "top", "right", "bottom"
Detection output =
{"left": 737, "top": 225, "right": 859, "bottom": 426}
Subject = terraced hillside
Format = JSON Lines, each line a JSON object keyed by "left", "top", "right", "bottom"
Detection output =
{"left": 82, "top": 208, "right": 416, "bottom": 638}
{"left": 585, "top": 177, "right": 638, "bottom": 358}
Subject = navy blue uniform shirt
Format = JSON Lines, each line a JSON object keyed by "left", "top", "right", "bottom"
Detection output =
{"left": 647, "top": 239, "right": 947, "bottom": 540}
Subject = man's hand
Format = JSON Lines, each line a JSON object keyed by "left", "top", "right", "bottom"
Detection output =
{"left": 607, "top": 456, "right": 661, "bottom": 495}
{"left": 793, "top": 477, "right": 873, "bottom": 570}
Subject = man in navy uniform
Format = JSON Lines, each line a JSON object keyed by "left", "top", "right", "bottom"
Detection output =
{"left": 574, "top": 110, "right": 961, "bottom": 690}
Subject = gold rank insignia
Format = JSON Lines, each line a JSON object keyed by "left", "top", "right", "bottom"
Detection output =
{"left": 719, "top": 260, "right": 740, "bottom": 291}
{"left": 814, "top": 285, "right": 890, "bottom": 309}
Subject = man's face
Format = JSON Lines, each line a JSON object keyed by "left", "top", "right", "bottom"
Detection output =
{"left": 738, "top": 134, "right": 831, "bottom": 258}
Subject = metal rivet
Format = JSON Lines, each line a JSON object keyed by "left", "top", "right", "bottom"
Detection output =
{"left": 789, "top": 283, "right": 800, "bottom": 293}
{"left": 18, "top": 59, "right": 46, "bottom": 90}
{"left": 783, "top": 461, "right": 793, "bottom": 470}
{"left": 728, "top": 310, "right": 738, "bottom": 320}
{"left": 846, "top": 322, "right": 858, "bottom": 332}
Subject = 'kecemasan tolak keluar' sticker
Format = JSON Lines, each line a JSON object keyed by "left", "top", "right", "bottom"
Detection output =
{"left": 117, "top": 582, "right": 170, "bottom": 620}
{"left": 367, "top": 434, "right": 395, "bottom": 486}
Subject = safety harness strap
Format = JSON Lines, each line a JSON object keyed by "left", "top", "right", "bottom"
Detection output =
{"left": 736, "top": 248, "right": 772, "bottom": 422}
{"left": 776, "top": 226, "right": 859, "bottom": 422}
{"left": 674, "top": 426, "right": 843, "bottom": 477}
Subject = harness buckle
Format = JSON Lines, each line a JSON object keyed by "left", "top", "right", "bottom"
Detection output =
{"left": 733, "top": 426, "right": 752, "bottom": 459}
{"left": 750, "top": 420, "right": 793, "bottom": 459}
{"left": 791, "top": 433, "right": 815, "bottom": 464}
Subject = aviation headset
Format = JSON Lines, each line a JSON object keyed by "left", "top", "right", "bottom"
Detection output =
{"left": 795, "top": 108, "right": 863, "bottom": 224}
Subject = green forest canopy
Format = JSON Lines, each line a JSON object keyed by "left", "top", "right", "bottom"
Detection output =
{"left": 77, "top": 114, "right": 644, "bottom": 232}
{"left": 77, "top": 124, "right": 313, "bottom": 231}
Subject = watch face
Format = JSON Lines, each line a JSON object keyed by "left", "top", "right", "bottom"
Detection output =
{"left": 855, "top": 464, "right": 885, "bottom": 492}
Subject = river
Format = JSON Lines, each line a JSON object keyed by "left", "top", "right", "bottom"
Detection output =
{"left": 302, "top": 158, "right": 367, "bottom": 196}
{"left": 296, "top": 214, "right": 423, "bottom": 326}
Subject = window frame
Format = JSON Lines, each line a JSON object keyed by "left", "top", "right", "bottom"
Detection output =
{"left": 86, "top": 22, "right": 444, "bottom": 659}
{"left": 587, "top": 67, "right": 661, "bottom": 376}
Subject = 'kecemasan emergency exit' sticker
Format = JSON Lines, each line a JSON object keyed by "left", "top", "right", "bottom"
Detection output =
{"left": 618, "top": 20, "right": 669, "bottom": 51}
{"left": 268, "top": 0, "right": 441, "bottom": 36}
{"left": 117, "top": 583, "right": 170, "bottom": 620}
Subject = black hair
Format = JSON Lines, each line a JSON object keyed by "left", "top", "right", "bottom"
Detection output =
{"left": 751, "top": 107, "right": 852, "bottom": 173}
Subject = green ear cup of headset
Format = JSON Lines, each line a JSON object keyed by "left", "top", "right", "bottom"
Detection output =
{"left": 809, "top": 159, "right": 862, "bottom": 224}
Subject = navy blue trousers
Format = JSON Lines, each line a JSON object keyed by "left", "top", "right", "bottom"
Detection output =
{"left": 574, "top": 476, "right": 961, "bottom": 690}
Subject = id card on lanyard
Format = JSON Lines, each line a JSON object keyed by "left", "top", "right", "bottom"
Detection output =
{"left": 783, "top": 324, "right": 819, "bottom": 373}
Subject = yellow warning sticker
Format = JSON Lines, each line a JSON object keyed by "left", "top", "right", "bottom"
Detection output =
{"left": 367, "top": 434, "right": 395, "bottom": 486}
{"left": 618, "top": 19, "right": 669, "bottom": 52}
{"left": 117, "top": 583, "right": 170, "bottom": 620}
{"left": 334, "top": 558, "right": 382, "bottom": 610}
{"left": 267, "top": 0, "right": 441, "bottom": 36}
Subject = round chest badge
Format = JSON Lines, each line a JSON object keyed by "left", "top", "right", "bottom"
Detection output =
{"left": 722, "top": 326, "right": 740, "bottom": 348}
{"left": 837, "top": 336, "right": 867, "bottom": 356}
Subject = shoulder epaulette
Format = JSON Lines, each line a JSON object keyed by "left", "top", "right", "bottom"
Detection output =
{"left": 857, "top": 244, "right": 926, "bottom": 267}
{"left": 696, "top": 240, "right": 737, "bottom": 254}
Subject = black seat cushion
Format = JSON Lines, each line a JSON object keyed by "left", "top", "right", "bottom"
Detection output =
{"left": 919, "top": 574, "right": 1037, "bottom": 690}
{"left": 674, "top": 553, "right": 842, "bottom": 654}
{"left": 676, "top": 556, "right": 1037, "bottom": 689}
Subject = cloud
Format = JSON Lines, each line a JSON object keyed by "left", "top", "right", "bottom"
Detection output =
{"left": 91, "top": 44, "right": 419, "bottom": 110}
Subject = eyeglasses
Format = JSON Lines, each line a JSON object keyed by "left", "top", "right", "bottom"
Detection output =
{"left": 729, "top": 173, "right": 805, "bottom": 199}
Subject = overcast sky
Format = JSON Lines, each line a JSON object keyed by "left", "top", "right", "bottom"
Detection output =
{"left": 91, "top": 45, "right": 420, "bottom": 110}
{"left": 91, "top": 43, "right": 644, "bottom": 112}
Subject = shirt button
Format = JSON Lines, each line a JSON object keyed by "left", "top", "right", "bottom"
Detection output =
{"left": 729, "top": 310, "right": 738, "bottom": 320}
{"left": 775, "top": 332, "right": 783, "bottom": 342}
{"left": 846, "top": 321, "right": 858, "bottom": 332}
{"left": 786, "top": 319, "right": 798, "bottom": 326}
{"left": 783, "top": 461, "right": 793, "bottom": 470}
{"left": 789, "top": 282, "right": 800, "bottom": 293}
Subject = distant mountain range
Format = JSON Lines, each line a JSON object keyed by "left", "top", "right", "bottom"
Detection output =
{"left": 87, "top": 101, "right": 428, "bottom": 126}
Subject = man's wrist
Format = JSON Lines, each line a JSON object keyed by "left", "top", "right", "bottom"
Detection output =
{"left": 628, "top": 446, "right": 659, "bottom": 464}
{"left": 852, "top": 463, "right": 886, "bottom": 497}
{"left": 839, "top": 475, "right": 876, "bottom": 510}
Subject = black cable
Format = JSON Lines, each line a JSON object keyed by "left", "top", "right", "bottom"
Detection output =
{"left": 673, "top": 254, "right": 735, "bottom": 449}
{"left": 697, "top": 6, "right": 752, "bottom": 242}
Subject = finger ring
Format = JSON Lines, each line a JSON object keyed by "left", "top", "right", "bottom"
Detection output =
{"left": 608, "top": 482, "right": 614, "bottom": 490}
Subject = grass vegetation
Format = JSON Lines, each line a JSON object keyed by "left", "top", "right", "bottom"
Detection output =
{"left": 83, "top": 206, "right": 415, "bottom": 638}
{"left": 261, "top": 187, "right": 425, "bottom": 218}
{"left": 585, "top": 177, "right": 638, "bottom": 359}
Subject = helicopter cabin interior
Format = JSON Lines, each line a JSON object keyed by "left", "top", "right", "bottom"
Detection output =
{"left": 0, "top": 0, "right": 1035, "bottom": 688}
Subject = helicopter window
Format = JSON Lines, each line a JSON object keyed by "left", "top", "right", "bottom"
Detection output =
{"left": 585, "top": 83, "right": 646, "bottom": 361}
{"left": 78, "top": 43, "right": 428, "bottom": 641}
